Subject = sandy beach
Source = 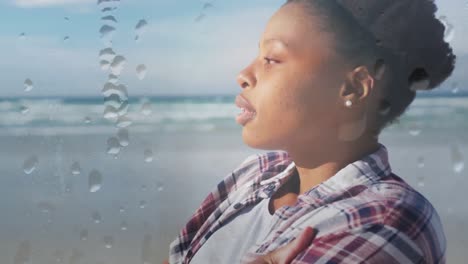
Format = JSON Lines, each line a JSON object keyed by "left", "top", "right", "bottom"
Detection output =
{"left": 0, "top": 124, "right": 466, "bottom": 263}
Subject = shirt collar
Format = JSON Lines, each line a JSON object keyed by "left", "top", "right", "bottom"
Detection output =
{"left": 256, "top": 143, "right": 392, "bottom": 202}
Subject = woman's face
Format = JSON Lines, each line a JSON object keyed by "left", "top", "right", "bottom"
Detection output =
{"left": 236, "top": 3, "right": 350, "bottom": 151}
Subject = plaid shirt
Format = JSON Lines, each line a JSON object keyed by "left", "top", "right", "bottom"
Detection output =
{"left": 169, "top": 143, "right": 446, "bottom": 263}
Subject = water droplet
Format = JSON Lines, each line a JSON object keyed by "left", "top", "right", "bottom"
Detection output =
{"left": 139, "top": 200, "right": 147, "bottom": 209}
{"left": 194, "top": 13, "right": 205, "bottom": 23}
{"left": 80, "top": 229, "right": 88, "bottom": 241}
{"left": 71, "top": 161, "right": 81, "bottom": 175}
{"left": 63, "top": 36, "right": 69, "bottom": 42}
{"left": 141, "top": 184, "right": 147, "bottom": 191}
{"left": 450, "top": 145, "right": 465, "bottom": 173}
{"left": 135, "top": 19, "right": 148, "bottom": 41}
{"left": 84, "top": 116, "right": 92, "bottom": 124}
{"left": 100, "top": 60, "right": 110, "bottom": 71}
{"left": 23, "top": 155, "right": 38, "bottom": 174}
{"left": 107, "top": 137, "right": 121, "bottom": 155}
{"left": 116, "top": 115, "right": 132, "bottom": 128}
{"left": 374, "top": 59, "right": 386, "bottom": 80}
{"left": 439, "top": 15, "right": 455, "bottom": 43}
{"left": 408, "top": 68, "right": 430, "bottom": 91}
{"left": 24, "top": 78, "right": 33, "bottom": 92}
{"left": 141, "top": 102, "right": 152, "bottom": 116}
{"left": 110, "top": 55, "right": 126, "bottom": 76}
{"left": 99, "top": 25, "right": 116, "bottom": 40}
{"left": 101, "top": 7, "right": 115, "bottom": 12}
{"left": 203, "top": 2, "right": 214, "bottom": 9}
{"left": 136, "top": 64, "right": 147, "bottom": 80}
{"left": 337, "top": 113, "right": 367, "bottom": 142}
{"left": 64, "top": 17, "right": 69, "bottom": 21}
{"left": 37, "top": 201, "right": 55, "bottom": 213}
{"left": 13, "top": 240, "right": 31, "bottom": 264}
{"left": 108, "top": 74, "right": 119, "bottom": 84}
{"left": 117, "top": 128, "right": 129, "bottom": 146}
{"left": 409, "top": 124, "right": 421, "bottom": 136}
{"left": 103, "top": 105, "right": 119, "bottom": 121}
{"left": 91, "top": 211, "right": 101, "bottom": 223}
{"left": 101, "top": 15, "right": 118, "bottom": 24}
{"left": 116, "top": 101, "right": 129, "bottom": 116}
{"left": 104, "top": 95, "right": 122, "bottom": 110}
{"left": 97, "top": 0, "right": 120, "bottom": 6}
{"left": 144, "top": 149, "right": 153, "bottom": 163}
{"left": 451, "top": 82, "right": 459, "bottom": 94}
{"left": 65, "top": 182, "right": 73, "bottom": 193}
{"left": 20, "top": 105, "right": 30, "bottom": 114}
{"left": 417, "top": 176, "right": 425, "bottom": 187}
{"left": 119, "top": 205, "right": 125, "bottom": 213}
{"left": 53, "top": 249, "right": 64, "bottom": 263}
{"left": 378, "top": 100, "right": 391, "bottom": 116}
{"left": 99, "top": 47, "right": 116, "bottom": 61}
{"left": 417, "top": 156, "right": 425, "bottom": 168}
{"left": 88, "top": 170, "right": 103, "bottom": 192}
{"left": 156, "top": 181, "right": 164, "bottom": 192}
{"left": 19, "top": 32, "right": 26, "bottom": 40}
{"left": 103, "top": 236, "right": 114, "bottom": 249}
{"left": 120, "top": 221, "right": 128, "bottom": 231}
{"left": 102, "top": 82, "right": 128, "bottom": 100}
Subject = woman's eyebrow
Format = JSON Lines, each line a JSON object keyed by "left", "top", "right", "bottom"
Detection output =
{"left": 258, "top": 38, "right": 289, "bottom": 49}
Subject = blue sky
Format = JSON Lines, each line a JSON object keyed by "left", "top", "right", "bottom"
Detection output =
{"left": 0, "top": 0, "right": 467, "bottom": 97}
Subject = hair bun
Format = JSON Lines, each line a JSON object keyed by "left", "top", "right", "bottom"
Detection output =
{"left": 336, "top": 0, "right": 456, "bottom": 91}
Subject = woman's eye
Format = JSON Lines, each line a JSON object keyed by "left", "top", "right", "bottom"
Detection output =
{"left": 263, "top": 57, "right": 277, "bottom": 65}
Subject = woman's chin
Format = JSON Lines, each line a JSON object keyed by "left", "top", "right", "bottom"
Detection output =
{"left": 241, "top": 128, "right": 279, "bottom": 150}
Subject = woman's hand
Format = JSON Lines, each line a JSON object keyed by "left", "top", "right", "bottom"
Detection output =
{"left": 241, "top": 226, "right": 317, "bottom": 264}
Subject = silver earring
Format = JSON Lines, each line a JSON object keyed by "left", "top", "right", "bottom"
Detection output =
{"left": 345, "top": 100, "right": 353, "bottom": 108}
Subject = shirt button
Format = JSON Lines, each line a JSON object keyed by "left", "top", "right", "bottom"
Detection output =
{"left": 233, "top": 203, "right": 243, "bottom": 209}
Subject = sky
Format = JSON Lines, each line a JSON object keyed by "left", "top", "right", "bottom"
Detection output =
{"left": 0, "top": 0, "right": 467, "bottom": 97}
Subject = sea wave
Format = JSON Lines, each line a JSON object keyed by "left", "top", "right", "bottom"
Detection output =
{"left": 1, "top": 96, "right": 467, "bottom": 133}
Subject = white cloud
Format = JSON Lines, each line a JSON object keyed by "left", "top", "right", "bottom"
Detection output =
{"left": 13, "top": 0, "right": 93, "bottom": 8}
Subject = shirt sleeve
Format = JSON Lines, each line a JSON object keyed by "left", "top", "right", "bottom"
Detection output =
{"left": 291, "top": 223, "right": 437, "bottom": 264}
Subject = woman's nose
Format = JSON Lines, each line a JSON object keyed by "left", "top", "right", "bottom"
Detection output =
{"left": 236, "top": 62, "right": 256, "bottom": 89}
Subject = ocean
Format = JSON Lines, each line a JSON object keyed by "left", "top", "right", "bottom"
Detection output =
{"left": 2, "top": 93, "right": 468, "bottom": 134}
{"left": 0, "top": 93, "right": 467, "bottom": 263}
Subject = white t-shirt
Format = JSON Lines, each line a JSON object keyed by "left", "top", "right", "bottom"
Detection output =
{"left": 190, "top": 197, "right": 274, "bottom": 264}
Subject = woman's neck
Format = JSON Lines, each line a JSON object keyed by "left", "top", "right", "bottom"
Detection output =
{"left": 288, "top": 135, "right": 380, "bottom": 195}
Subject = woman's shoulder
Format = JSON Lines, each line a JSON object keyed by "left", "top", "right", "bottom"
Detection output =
{"left": 371, "top": 173, "right": 438, "bottom": 217}
{"left": 371, "top": 173, "right": 447, "bottom": 262}
{"left": 330, "top": 172, "right": 443, "bottom": 239}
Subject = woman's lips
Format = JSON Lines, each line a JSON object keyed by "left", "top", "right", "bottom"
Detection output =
{"left": 236, "top": 109, "right": 256, "bottom": 126}
{"left": 235, "top": 94, "right": 256, "bottom": 112}
{"left": 235, "top": 94, "right": 256, "bottom": 126}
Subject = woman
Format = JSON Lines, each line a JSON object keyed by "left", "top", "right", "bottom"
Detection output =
{"left": 166, "top": 0, "right": 455, "bottom": 263}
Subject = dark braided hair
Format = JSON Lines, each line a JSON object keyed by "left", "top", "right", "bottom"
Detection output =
{"left": 284, "top": 0, "right": 456, "bottom": 133}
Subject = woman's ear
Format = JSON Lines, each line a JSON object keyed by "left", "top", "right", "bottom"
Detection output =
{"left": 339, "top": 66, "right": 374, "bottom": 107}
